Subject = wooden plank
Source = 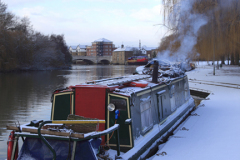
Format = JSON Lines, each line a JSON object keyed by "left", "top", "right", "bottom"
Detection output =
{"left": 22, "top": 128, "right": 84, "bottom": 138}
{"left": 6, "top": 126, "right": 20, "bottom": 131}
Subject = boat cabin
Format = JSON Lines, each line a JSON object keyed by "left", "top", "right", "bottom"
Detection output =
{"left": 51, "top": 74, "right": 194, "bottom": 154}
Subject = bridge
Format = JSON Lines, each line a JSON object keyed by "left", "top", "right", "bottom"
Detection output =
{"left": 72, "top": 55, "right": 112, "bottom": 65}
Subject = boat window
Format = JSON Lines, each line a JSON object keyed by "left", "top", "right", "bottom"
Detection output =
{"left": 110, "top": 99, "right": 126, "bottom": 111}
{"left": 170, "top": 85, "right": 176, "bottom": 112}
{"left": 140, "top": 99, "right": 153, "bottom": 132}
{"left": 184, "top": 81, "right": 189, "bottom": 100}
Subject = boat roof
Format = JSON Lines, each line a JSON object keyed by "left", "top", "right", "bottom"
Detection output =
{"left": 111, "top": 76, "right": 186, "bottom": 96}
{"left": 85, "top": 75, "right": 150, "bottom": 86}
{"left": 73, "top": 74, "right": 186, "bottom": 97}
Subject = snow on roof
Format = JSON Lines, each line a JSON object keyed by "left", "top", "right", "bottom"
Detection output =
{"left": 70, "top": 46, "right": 78, "bottom": 50}
{"left": 142, "top": 45, "right": 157, "bottom": 51}
{"left": 94, "top": 38, "right": 112, "bottom": 43}
{"left": 79, "top": 45, "right": 88, "bottom": 49}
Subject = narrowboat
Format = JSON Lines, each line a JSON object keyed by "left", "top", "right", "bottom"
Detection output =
{"left": 7, "top": 61, "right": 195, "bottom": 160}
{"left": 136, "top": 59, "right": 195, "bottom": 75}
{"left": 127, "top": 56, "right": 148, "bottom": 65}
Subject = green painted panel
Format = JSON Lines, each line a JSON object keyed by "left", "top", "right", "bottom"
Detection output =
{"left": 109, "top": 96, "right": 131, "bottom": 146}
{"left": 52, "top": 92, "right": 72, "bottom": 120}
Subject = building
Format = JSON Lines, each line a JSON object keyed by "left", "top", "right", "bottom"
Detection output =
{"left": 112, "top": 45, "right": 136, "bottom": 65}
{"left": 77, "top": 45, "right": 88, "bottom": 56}
{"left": 69, "top": 46, "right": 77, "bottom": 55}
{"left": 86, "top": 38, "right": 116, "bottom": 56}
{"left": 69, "top": 45, "right": 88, "bottom": 56}
{"left": 141, "top": 46, "right": 158, "bottom": 59}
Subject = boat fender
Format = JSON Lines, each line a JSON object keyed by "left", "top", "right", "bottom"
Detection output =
{"left": 7, "top": 131, "right": 18, "bottom": 160}
{"left": 129, "top": 81, "right": 148, "bottom": 88}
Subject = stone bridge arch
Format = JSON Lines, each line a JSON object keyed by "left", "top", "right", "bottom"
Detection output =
{"left": 72, "top": 55, "right": 112, "bottom": 64}
{"left": 98, "top": 59, "right": 110, "bottom": 65}
{"left": 74, "top": 59, "right": 94, "bottom": 65}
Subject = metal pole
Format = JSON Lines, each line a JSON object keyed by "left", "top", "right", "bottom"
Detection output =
{"left": 115, "top": 125, "right": 120, "bottom": 156}
{"left": 213, "top": 42, "right": 215, "bottom": 75}
{"left": 212, "top": 14, "right": 215, "bottom": 75}
{"left": 71, "top": 141, "right": 77, "bottom": 160}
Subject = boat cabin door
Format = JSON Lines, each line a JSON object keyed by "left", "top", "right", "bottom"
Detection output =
{"left": 107, "top": 94, "right": 133, "bottom": 150}
{"left": 157, "top": 90, "right": 166, "bottom": 121}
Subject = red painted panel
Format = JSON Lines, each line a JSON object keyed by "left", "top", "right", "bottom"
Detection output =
{"left": 74, "top": 86, "right": 107, "bottom": 143}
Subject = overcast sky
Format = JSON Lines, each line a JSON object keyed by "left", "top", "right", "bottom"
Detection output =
{"left": 5, "top": 0, "right": 166, "bottom": 48}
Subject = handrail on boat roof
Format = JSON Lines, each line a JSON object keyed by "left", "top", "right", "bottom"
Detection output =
{"left": 86, "top": 75, "right": 150, "bottom": 86}
{"left": 37, "top": 120, "right": 120, "bottom": 160}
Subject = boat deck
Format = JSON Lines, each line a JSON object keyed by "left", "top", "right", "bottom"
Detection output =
{"left": 86, "top": 75, "right": 151, "bottom": 86}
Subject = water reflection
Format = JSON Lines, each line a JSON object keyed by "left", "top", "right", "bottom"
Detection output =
{"left": 0, "top": 65, "right": 137, "bottom": 159}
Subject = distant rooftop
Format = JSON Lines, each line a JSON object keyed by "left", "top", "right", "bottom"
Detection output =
{"left": 70, "top": 46, "right": 78, "bottom": 49}
{"left": 113, "top": 46, "right": 138, "bottom": 52}
{"left": 94, "top": 38, "right": 112, "bottom": 43}
{"left": 69, "top": 45, "right": 88, "bottom": 49}
{"left": 142, "top": 45, "right": 157, "bottom": 51}
{"left": 79, "top": 45, "right": 88, "bottom": 49}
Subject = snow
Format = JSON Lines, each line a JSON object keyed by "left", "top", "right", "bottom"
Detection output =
{"left": 136, "top": 66, "right": 145, "bottom": 74}
{"left": 157, "top": 90, "right": 166, "bottom": 95}
{"left": 125, "top": 119, "right": 132, "bottom": 123}
{"left": 142, "top": 46, "right": 157, "bottom": 51}
{"left": 113, "top": 47, "right": 136, "bottom": 52}
{"left": 121, "top": 98, "right": 194, "bottom": 160}
{"left": 106, "top": 149, "right": 125, "bottom": 159}
{"left": 84, "top": 124, "right": 119, "bottom": 138}
{"left": 151, "top": 63, "right": 240, "bottom": 160}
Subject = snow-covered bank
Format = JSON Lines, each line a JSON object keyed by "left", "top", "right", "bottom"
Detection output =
{"left": 151, "top": 64, "right": 240, "bottom": 160}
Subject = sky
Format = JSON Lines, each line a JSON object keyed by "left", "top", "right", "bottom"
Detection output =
{"left": 4, "top": 0, "right": 166, "bottom": 48}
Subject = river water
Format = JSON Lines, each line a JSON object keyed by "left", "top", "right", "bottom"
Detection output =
{"left": 0, "top": 65, "right": 137, "bottom": 159}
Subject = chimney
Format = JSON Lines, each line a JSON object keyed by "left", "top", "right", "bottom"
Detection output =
{"left": 152, "top": 60, "right": 159, "bottom": 83}
{"left": 139, "top": 40, "right": 141, "bottom": 50}
{"left": 121, "top": 44, "right": 124, "bottom": 48}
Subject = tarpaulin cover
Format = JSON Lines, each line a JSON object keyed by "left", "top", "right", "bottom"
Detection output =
{"left": 17, "top": 137, "right": 101, "bottom": 160}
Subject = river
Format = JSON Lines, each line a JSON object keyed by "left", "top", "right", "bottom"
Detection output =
{"left": 0, "top": 65, "right": 137, "bottom": 159}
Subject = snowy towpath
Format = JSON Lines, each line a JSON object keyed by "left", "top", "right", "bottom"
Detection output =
{"left": 151, "top": 64, "right": 240, "bottom": 160}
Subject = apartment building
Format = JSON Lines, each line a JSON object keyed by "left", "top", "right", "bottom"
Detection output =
{"left": 86, "top": 38, "right": 116, "bottom": 56}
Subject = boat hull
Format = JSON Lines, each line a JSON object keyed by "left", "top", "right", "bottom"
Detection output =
{"left": 127, "top": 61, "right": 148, "bottom": 65}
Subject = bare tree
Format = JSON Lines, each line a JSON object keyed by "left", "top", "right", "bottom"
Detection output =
{"left": 0, "top": 1, "right": 72, "bottom": 71}
{"left": 159, "top": 0, "right": 240, "bottom": 65}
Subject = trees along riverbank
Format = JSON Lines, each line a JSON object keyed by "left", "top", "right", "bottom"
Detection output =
{"left": 0, "top": 1, "right": 72, "bottom": 72}
{"left": 158, "top": 0, "right": 240, "bottom": 65}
